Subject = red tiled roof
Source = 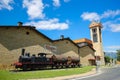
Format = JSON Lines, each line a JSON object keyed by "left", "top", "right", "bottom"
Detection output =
{"left": 89, "top": 21, "right": 102, "bottom": 28}
{"left": 73, "top": 38, "right": 92, "bottom": 44}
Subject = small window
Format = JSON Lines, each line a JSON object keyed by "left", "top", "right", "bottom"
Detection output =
{"left": 92, "top": 28, "right": 97, "bottom": 33}
{"left": 26, "top": 32, "right": 30, "bottom": 35}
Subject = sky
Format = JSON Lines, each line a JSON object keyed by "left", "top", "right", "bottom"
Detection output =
{"left": 0, "top": 0, "right": 120, "bottom": 52}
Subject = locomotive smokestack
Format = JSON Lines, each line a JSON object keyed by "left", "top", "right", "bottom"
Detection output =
{"left": 21, "top": 48, "right": 25, "bottom": 56}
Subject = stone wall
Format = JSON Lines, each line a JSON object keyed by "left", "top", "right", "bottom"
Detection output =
{"left": 0, "top": 26, "right": 52, "bottom": 64}
{"left": 53, "top": 39, "right": 79, "bottom": 58}
{"left": 80, "top": 46, "right": 95, "bottom": 66}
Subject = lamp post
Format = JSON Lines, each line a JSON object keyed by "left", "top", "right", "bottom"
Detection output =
{"left": 95, "top": 52, "right": 100, "bottom": 73}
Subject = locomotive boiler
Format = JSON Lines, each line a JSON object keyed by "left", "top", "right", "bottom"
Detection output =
{"left": 14, "top": 49, "right": 80, "bottom": 70}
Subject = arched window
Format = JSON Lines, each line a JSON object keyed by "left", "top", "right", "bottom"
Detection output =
{"left": 93, "top": 34, "right": 98, "bottom": 42}
{"left": 92, "top": 28, "right": 97, "bottom": 33}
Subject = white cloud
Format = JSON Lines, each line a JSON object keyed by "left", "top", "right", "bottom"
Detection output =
{"left": 24, "top": 18, "right": 69, "bottom": 30}
{"left": 81, "top": 10, "right": 120, "bottom": 32}
{"left": 44, "top": 4, "right": 50, "bottom": 8}
{"left": 64, "top": 0, "right": 70, "bottom": 3}
{"left": 107, "top": 46, "right": 120, "bottom": 49}
{"left": 109, "top": 24, "right": 120, "bottom": 32}
{"left": 81, "top": 10, "right": 120, "bottom": 21}
{"left": 0, "top": 0, "right": 14, "bottom": 10}
{"left": 104, "top": 50, "right": 117, "bottom": 53}
{"left": 81, "top": 12, "right": 100, "bottom": 21}
{"left": 23, "top": 0, "right": 69, "bottom": 30}
{"left": 103, "top": 21, "right": 120, "bottom": 32}
{"left": 101, "top": 10, "right": 120, "bottom": 19}
{"left": 102, "top": 21, "right": 112, "bottom": 30}
{"left": 23, "top": 0, "right": 45, "bottom": 20}
{"left": 116, "top": 18, "right": 120, "bottom": 21}
{"left": 104, "top": 46, "right": 120, "bottom": 52}
{"left": 52, "top": 0, "right": 70, "bottom": 7}
{"left": 53, "top": 0, "right": 60, "bottom": 7}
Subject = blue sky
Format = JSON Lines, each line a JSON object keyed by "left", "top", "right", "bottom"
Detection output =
{"left": 0, "top": 0, "right": 120, "bottom": 52}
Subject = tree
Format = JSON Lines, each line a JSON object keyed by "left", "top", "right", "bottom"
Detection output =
{"left": 117, "top": 49, "right": 120, "bottom": 61}
{"left": 104, "top": 56, "right": 111, "bottom": 65}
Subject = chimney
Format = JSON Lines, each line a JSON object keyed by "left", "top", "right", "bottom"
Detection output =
{"left": 18, "top": 22, "right": 23, "bottom": 26}
{"left": 21, "top": 48, "right": 25, "bottom": 56}
{"left": 60, "top": 35, "right": 64, "bottom": 39}
{"left": 32, "top": 26, "right": 36, "bottom": 29}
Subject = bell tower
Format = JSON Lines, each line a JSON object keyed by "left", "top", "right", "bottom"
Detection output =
{"left": 89, "top": 21, "right": 105, "bottom": 65}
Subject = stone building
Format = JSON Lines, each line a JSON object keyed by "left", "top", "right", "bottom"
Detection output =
{"left": 0, "top": 23, "right": 79, "bottom": 65}
{"left": 53, "top": 37, "right": 80, "bottom": 58}
{"left": 0, "top": 21, "right": 105, "bottom": 66}
{"left": 74, "top": 38, "right": 95, "bottom": 66}
{"left": 0, "top": 23, "right": 53, "bottom": 65}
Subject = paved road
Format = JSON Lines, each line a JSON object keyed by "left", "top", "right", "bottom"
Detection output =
{"left": 69, "top": 66, "right": 120, "bottom": 80}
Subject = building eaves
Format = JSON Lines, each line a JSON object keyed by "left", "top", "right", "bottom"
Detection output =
{"left": 53, "top": 37, "right": 80, "bottom": 48}
{"left": 0, "top": 26, "right": 53, "bottom": 42}
{"left": 80, "top": 45, "right": 95, "bottom": 52}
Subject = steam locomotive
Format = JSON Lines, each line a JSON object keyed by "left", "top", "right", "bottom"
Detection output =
{"left": 14, "top": 49, "right": 80, "bottom": 70}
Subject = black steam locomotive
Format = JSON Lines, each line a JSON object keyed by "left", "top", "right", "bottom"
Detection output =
{"left": 14, "top": 49, "right": 80, "bottom": 70}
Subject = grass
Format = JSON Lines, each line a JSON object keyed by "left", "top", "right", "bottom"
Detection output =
{"left": 0, "top": 66, "right": 94, "bottom": 80}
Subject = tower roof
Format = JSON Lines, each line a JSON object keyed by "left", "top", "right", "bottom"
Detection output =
{"left": 89, "top": 21, "right": 102, "bottom": 28}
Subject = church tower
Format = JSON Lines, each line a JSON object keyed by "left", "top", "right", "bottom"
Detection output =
{"left": 89, "top": 21, "right": 105, "bottom": 65}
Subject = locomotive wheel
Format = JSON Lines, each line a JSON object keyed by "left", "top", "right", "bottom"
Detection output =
{"left": 51, "top": 65, "right": 54, "bottom": 69}
{"left": 61, "top": 65, "right": 63, "bottom": 68}
{"left": 65, "top": 65, "right": 69, "bottom": 68}
{"left": 22, "top": 65, "right": 27, "bottom": 71}
{"left": 78, "top": 64, "right": 81, "bottom": 67}
{"left": 71, "top": 65, "right": 74, "bottom": 68}
{"left": 56, "top": 65, "right": 59, "bottom": 69}
{"left": 30, "top": 66, "right": 34, "bottom": 70}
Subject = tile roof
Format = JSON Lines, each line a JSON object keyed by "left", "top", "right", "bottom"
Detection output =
{"left": 89, "top": 21, "right": 102, "bottom": 28}
{"left": 73, "top": 38, "right": 92, "bottom": 44}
